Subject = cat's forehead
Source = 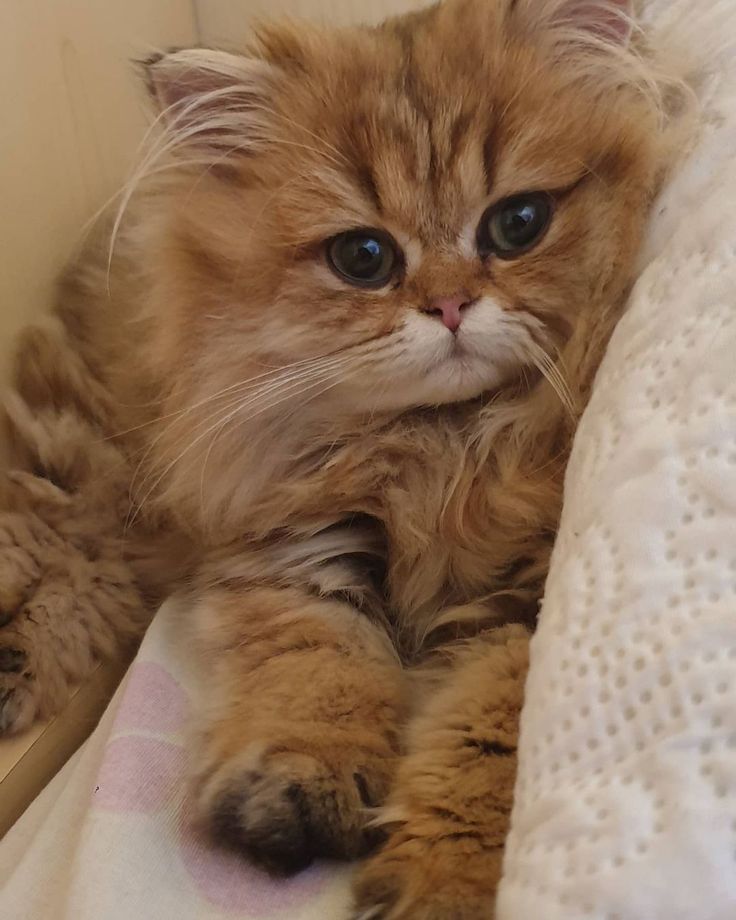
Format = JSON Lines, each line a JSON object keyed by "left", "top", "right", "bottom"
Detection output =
{"left": 280, "top": 51, "right": 501, "bottom": 246}
{"left": 276, "top": 33, "right": 576, "bottom": 246}
{"left": 339, "top": 90, "right": 492, "bottom": 243}
{"left": 268, "top": 9, "right": 620, "bottom": 249}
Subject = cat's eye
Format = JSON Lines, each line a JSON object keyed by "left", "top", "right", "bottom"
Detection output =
{"left": 327, "top": 229, "right": 399, "bottom": 288}
{"left": 477, "top": 193, "right": 553, "bottom": 259}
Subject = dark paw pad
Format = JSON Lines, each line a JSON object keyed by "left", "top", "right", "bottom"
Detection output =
{"left": 0, "top": 647, "right": 27, "bottom": 673}
{"left": 209, "top": 760, "right": 385, "bottom": 875}
{"left": 211, "top": 784, "right": 317, "bottom": 875}
{"left": 0, "top": 681, "right": 36, "bottom": 734}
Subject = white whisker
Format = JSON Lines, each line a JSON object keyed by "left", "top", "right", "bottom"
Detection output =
{"left": 197, "top": 361, "right": 367, "bottom": 510}
{"left": 109, "top": 348, "right": 357, "bottom": 444}
{"left": 128, "top": 356, "right": 351, "bottom": 513}
{"left": 127, "top": 347, "right": 380, "bottom": 527}
{"left": 528, "top": 342, "right": 576, "bottom": 418}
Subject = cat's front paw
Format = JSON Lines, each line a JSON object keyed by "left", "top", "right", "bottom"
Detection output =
{"left": 0, "top": 590, "right": 63, "bottom": 735}
{"left": 0, "top": 600, "right": 84, "bottom": 734}
{"left": 352, "top": 828, "right": 501, "bottom": 920}
{"left": 0, "top": 510, "right": 146, "bottom": 734}
{"left": 0, "top": 643, "right": 38, "bottom": 734}
{"left": 195, "top": 737, "right": 397, "bottom": 875}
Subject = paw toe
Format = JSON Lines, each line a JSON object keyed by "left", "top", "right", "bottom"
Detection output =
{"left": 354, "top": 838, "right": 499, "bottom": 920}
{"left": 211, "top": 783, "right": 315, "bottom": 875}
{"left": 0, "top": 681, "right": 36, "bottom": 734}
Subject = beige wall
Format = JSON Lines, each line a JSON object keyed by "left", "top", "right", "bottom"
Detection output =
{"left": 0, "top": 0, "right": 197, "bottom": 377}
{"left": 196, "top": 0, "right": 425, "bottom": 46}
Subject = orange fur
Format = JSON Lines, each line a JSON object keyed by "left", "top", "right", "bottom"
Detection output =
{"left": 0, "top": 0, "right": 690, "bottom": 914}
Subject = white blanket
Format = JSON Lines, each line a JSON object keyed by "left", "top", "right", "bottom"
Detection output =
{"left": 2, "top": 3, "right": 735, "bottom": 919}
{"left": 497, "top": 2, "right": 736, "bottom": 917}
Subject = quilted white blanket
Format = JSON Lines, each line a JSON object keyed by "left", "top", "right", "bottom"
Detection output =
{"left": 1, "top": 2, "right": 735, "bottom": 919}
{"left": 498, "top": 1, "right": 736, "bottom": 917}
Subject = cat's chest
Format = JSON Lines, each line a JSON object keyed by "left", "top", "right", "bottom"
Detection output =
{"left": 376, "top": 439, "right": 561, "bottom": 620}
{"left": 385, "top": 492, "right": 509, "bottom": 598}
{"left": 249, "top": 401, "right": 564, "bottom": 622}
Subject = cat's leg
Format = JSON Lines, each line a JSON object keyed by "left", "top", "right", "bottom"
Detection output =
{"left": 0, "top": 326, "right": 149, "bottom": 733}
{"left": 188, "top": 584, "right": 407, "bottom": 874}
{"left": 352, "top": 625, "right": 529, "bottom": 920}
{"left": 0, "top": 499, "right": 145, "bottom": 732}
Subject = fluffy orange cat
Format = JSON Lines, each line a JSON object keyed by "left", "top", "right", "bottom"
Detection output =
{"left": 0, "top": 0, "right": 686, "bottom": 915}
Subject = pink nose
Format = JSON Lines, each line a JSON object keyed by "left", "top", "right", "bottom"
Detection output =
{"left": 424, "top": 292, "right": 473, "bottom": 333}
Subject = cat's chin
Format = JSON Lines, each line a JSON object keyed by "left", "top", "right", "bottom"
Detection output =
{"left": 337, "top": 355, "right": 518, "bottom": 415}
{"left": 399, "top": 360, "right": 512, "bottom": 410}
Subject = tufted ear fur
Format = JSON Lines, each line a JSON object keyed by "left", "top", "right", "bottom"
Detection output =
{"left": 142, "top": 49, "right": 280, "bottom": 153}
{"left": 513, "top": 0, "right": 634, "bottom": 45}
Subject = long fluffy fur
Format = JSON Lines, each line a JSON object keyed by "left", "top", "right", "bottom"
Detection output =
{"left": 0, "top": 0, "right": 691, "bottom": 914}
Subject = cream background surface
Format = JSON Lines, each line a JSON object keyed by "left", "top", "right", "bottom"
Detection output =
{"left": 0, "top": 0, "right": 198, "bottom": 378}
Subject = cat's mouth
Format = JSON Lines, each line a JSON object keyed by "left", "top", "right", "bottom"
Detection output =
{"left": 443, "top": 331, "right": 483, "bottom": 363}
{"left": 423, "top": 327, "right": 535, "bottom": 397}
{"left": 448, "top": 337, "right": 471, "bottom": 357}
{"left": 430, "top": 337, "right": 503, "bottom": 380}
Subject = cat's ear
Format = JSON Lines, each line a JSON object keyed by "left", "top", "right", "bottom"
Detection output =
{"left": 558, "top": 0, "right": 633, "bottom": 42}
{"left": 142, "top": 49, "right": 279, "bottom": 152}
{"left": 513, "top": 0, "right": 634, "bottom": 45}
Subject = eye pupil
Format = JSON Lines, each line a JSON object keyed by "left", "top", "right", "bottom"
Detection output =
{"left": 328, "top": 230, "right": 398, "bottom": 287}
{"left": 355, "top": 239, "right": 380, "bottom": 268}
{"left": 479, "top": 193, "right": 552, "bottom": 259}
{"left": 505, "top": 206, "right": 534, "bottom": 239}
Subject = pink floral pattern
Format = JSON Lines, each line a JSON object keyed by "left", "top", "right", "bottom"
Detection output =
{"left": 112, "top": 662, "right": 189, "bottom": 734}
{"left": 92, "top": 659, "right": 330, "bottom": 915}
{"left": 94, "top": 736, "right": 185, "bottom": 813}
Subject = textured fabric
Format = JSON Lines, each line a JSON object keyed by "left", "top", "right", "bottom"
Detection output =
{"left": 0, "top": 603, "right": 353, "bottom": 920}
{"left": 497, "top": 2, "right": 736, "bottom": 918}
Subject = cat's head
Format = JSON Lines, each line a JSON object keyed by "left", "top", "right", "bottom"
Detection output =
{"left": 130, "top": 0, "right": 681, "bottom": 528}
{"left": 137, "top": 0, "right": 672, "bottom": 416}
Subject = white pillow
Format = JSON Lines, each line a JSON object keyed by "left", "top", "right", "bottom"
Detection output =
{"left": 497, "top": 2, "right": 736, "bottom": 918}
